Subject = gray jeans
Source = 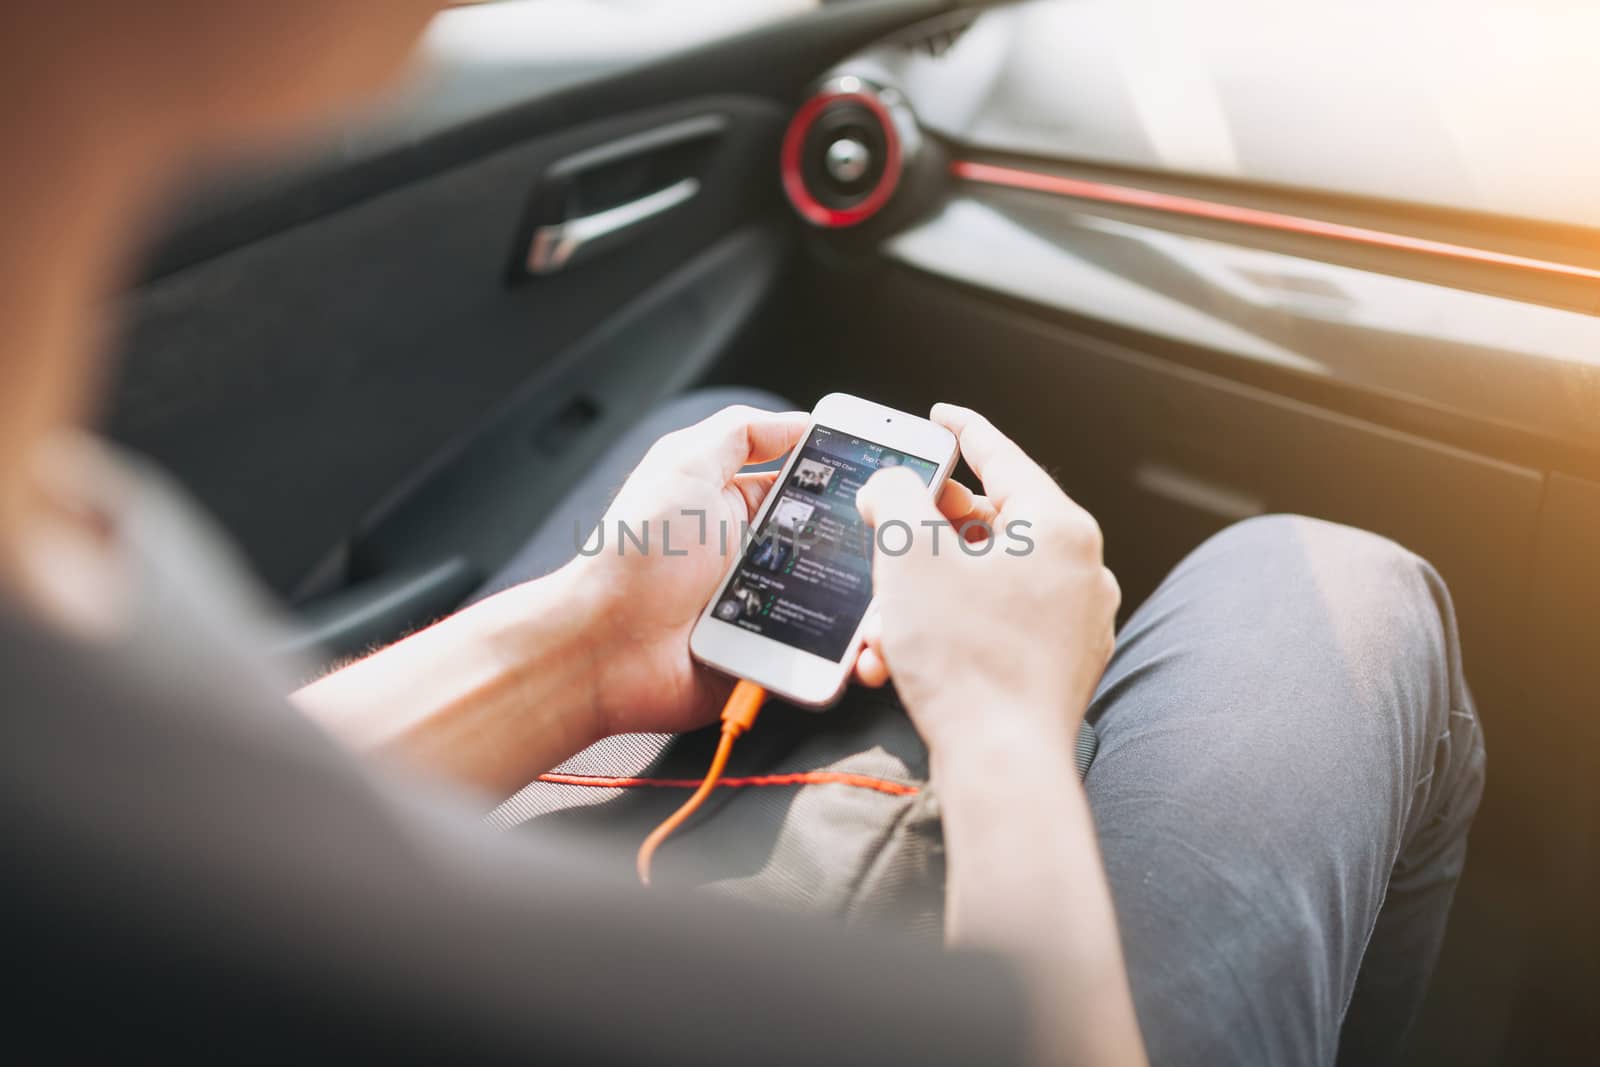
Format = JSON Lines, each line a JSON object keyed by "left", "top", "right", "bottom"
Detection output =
{"left": 481, "top": 388, "right": 1486, "bottom": 1067}
{"left": 1087, "top": 511, "right": 1483, "bottom": 1066}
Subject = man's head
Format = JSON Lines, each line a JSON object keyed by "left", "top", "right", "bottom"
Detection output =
{"left": 0, "top": 1, "right": 442, "bottom": 583}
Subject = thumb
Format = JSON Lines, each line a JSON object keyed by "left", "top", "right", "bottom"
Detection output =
{"left": 856, "top": 467, "right": 946, "bottom": 557}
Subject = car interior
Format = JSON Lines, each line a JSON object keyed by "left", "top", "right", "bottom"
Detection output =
{"left": 106, "top": 0, "right": 1598, "bottom": 1061}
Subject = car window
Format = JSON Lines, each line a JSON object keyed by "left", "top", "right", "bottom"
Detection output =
{"left": 333, "top": 0, "right": 821, "bottom": 164}
{"left": 885, "top": 0, "right": 1600, "bottom": 230}
{"left": 430, "top": 0, "right": 821, "bottom": 64}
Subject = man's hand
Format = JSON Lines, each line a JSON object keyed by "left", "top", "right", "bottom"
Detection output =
{"left": 854, "top": 403, "right": 1144, "bottom": 1066}
{"left": 294, "top": 405, "right": 806, "bottom": 793}
{"left": 567, "top": 405, "right": 809, "bottom": 738}
{"left": 854, "top": 403, "right": 1120, "bottom": 756}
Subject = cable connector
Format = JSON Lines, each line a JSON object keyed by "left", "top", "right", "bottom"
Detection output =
{"left": 635, "top": 679, "right": 767, "bottom": 886}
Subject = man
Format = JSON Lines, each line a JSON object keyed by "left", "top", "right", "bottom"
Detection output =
{"left": 2, "top": 3, "right": 1482, "bottom": 1064}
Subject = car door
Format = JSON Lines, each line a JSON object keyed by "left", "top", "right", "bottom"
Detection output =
{"left": 108, "top": 0, "right": 955, "bottom": 655}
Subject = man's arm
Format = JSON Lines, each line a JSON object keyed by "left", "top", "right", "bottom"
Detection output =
{"left": 935, "top": 730, "right": 1146, "bottom": 1065}
{"left": 292, "top": 565, "right": 609, "bottom": 798}
{"left": 292, "top": 406, "right": 813, "bottom": 798}
{"left": 856, "top": 404, "right": 1147, "bottom": 1066}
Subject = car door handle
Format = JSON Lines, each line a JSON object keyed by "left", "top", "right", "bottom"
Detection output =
{"left": 526, "top": 176, "right": 701, "bottom": 275}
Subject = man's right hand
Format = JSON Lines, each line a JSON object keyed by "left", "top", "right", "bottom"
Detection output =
{"left": 854, "top": 403, "right": 1120, "bottom": 758}
{"left": 857, "top": 405, "right": 1146, "bottom": 1066}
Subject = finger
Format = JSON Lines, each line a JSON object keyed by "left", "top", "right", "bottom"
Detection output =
{"left": 960, "top": 512, "right": 999, "bottom": 544}
{"left": 856, "top": 467, "right": 945, "bottom": 558}
{"left": 859, "top": 606, "right": 883, "bottom": 647}
{"left": 936, "top": 479, "right": 1000, "bottom": 535}
{"left": 930, "top": 403, "right": 1061, "bottom": 510}
{"left": 854, "top": 644, "right": 890, "bottom": 688}
{"left": 731, "top": 471, "right": 781, "bottom": 518}
{"left": 936, "top": 478, "right": 976, "bottom": 518}
{"left": 853, "top": 611, "right": 888, "bottom": 686}
{"left": 701, "top": 406, "right": 809, "bottom": 482}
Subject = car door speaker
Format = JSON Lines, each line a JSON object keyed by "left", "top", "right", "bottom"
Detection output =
{"left": 781, "top": 75, "right": 938, "bottom": 233}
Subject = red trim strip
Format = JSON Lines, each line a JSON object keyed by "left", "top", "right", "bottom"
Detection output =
{"left": 536, "top": 770, "right": 920, "bottom": 797}
{"left": 950, "top": 159, "right": 1600, "bottom": 285}
{"left": 782, "top": 90, "right": 903, "bottom": 229}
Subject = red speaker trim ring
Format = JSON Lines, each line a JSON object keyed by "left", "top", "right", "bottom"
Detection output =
{"left": 781, "top": 89, "right": 904, "bottom": 228}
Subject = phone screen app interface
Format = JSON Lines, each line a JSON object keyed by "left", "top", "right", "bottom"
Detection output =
{"left": 713, "top": 425, "right": 939, "bottom": 661}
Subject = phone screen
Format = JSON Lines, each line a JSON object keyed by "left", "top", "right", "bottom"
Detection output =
{"left": 711, "top": 425, "right": 940, "bottom": 661}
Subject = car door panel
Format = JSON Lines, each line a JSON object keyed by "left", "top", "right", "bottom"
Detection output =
{"left": 113, "top": 95, "right": 784, "bottom": 597}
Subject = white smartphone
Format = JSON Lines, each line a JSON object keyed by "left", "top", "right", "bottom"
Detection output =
{"left": 689, "top": 393, "right": 959, "bottom": 708}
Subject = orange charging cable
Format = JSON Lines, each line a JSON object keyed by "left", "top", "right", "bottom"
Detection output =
{"left": 635, "top": 678, "right": 767, "bottom": 886}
